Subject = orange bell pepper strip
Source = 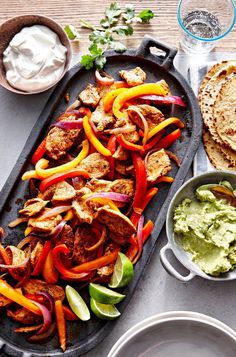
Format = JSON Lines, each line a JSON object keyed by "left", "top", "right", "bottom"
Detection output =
{"left": 147, "top": 118, "right": 184, "bottom": 141}
{"left": 85, "top": 197, "right": 120, "bottom": 212}
{"left": 113, "top": 83, "right": 167, "bottom": 119}
{"left": 116, "top": 134, "right": 143, "bottom": 152}
{"left": 130, "top": 187, "right": 158, "bottom": 228}
{"left": 35, "top": 139, "right": 89, "bottom": 178}
{"left": 39, "top": 168, "right": 90, "bottom": 192}
{"left": 149, "top": 176, "right": 174, "bottom": 186}
{"left": 31, "top": 139, "right": 47, "bottom": 165}
{"left": 154, "top": 128, "right": 181, "bottom": 150}
{"left": 42, "top": 249, "right": 59, "bottom": 284}
{"left": 114, "top": 81, "right": 129, "bottom": 89}
{"left": 32, "top": 241, "right": 51, "bottom": 277}
{"left": 83, "top": 116, "right": 111, "bottom": 157}
{"left": 0, "top": 279, "right": 41, "bottom": 315}
{"left": 71, "top": 250, "right": 119, "bottom": 273}
{"left": 126, "top": 220, "right": 154, "bottom": 261}
{"left": 103, "top": 88, "right": 128, "bottom": 112}
{"left": 132, "top": 152, "right": 147, "bottom": 214}
{"left": 62, "top": 305, "right": 78, "bottom": 321}
{"left": 55, "top": 299, "right": 66, "bottom": 352}
{"left": 64, "top": 209, "right": 74, "bottom": 221}
{"left": 107, "top": 135, "right": 117, "bottom": 180}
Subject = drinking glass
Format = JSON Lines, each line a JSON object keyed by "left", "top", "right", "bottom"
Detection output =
{"left": 177, "top": 0, "right": 236, "bottom": 54}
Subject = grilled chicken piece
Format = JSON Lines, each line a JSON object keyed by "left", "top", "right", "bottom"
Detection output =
{"left": 78, "top": 153, "right": 110, "bottom": 178}
{"left": 115, "top": 161, "right": 129, "bottom": 176}
{"left": 38, "top": 184, "right": 57, "bottom": 200}
{"left": 52, "top": 181, "right": 76, "bottom": 203}
{"left": 46, "top": 115, "right": 81, "bottom": 160}
{"left": 72, "top": 199, "right": 94, "bottom": 224}
{"left": 72, "top": 225, "right": 97, "bottom": 264}
{"left": 113, "top": 145, "right": 129, "bottom": 161}
{"left": 127, "top": 105, "right": 164, "bottom": 131}
{"left": 91, "top": 101, "right": 115, "bottom": 131}
{"left": 30, "top": 241, "right": 43, "bottom": 268}
{"left": 28, "top": 213, "right": 62, "bottom": 233}
{"left": 6, "top": 246, "right": 28, "bottom": 280}
{"left": 119, "top": 67, "right": 146, "bottom": 87}
{"left": 146, "top": 149, "right": 171, "bottom": 182}
{"left": 0, "top": 294, "right": 12, "bottom": 308}
{"left": 97, "top": 207, "right": 135, "bottom": 237}
{"left": 7, "top": 308, "right": 41, "bottom": 325}
{"left": 54, "top": 224, "right": 74, "bottom": 256}
{"left": 158, "top": 79, "right": 171, "bottom": 95}
{"left": 22, "top": 279, "right": 65, "bottom": 301}
{"left": 97, "top": 242, "right": 120, "bottom": 277}
{"left": 86, "top": 178, "right": 134, "bottom": 197}
{"left": 78, "top": 84, "right": 100, "bottom": 108}
{"left": 19, "top": 198, "right": 48, "bottom": 217}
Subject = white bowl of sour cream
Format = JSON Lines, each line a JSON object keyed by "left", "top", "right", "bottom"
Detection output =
{"left": 0, "top": 15, "right": 71, "bottom": 94}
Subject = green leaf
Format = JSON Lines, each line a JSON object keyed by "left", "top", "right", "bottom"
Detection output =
{"left": 89, "top": 30, "right": 108, "bottom": 44}
{"left": 113, "top": 25, "right": 133, "bottom": 36}
{"left": 95, "top": 55, "right": 106, "bottom": 69}
{"left": 64, "top": 25, "right": 80, "bottom": 40}
{"left": 79, "top": 19, "right": 95, "bottom": 30}
{"left": 123, "top": 4, "right": 135, "bottom": 24}
{"left": 80, "top": 55, "right": 95, "bottom": 70}
{"left": 105, "top": 2, "right": 122, "bottom": 21}
{"left": 89, "top": 43, "right": 103, "bottom": 56}
{"left": 100, "top": 18, "right": 110, "bottom": 28}
{"left": 110, "top": 41, "right": 126, "bottom": 53}
{"left": 138, "top": 9, "right": 155, "bottom": 23}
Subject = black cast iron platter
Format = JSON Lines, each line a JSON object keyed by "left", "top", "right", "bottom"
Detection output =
{"left": 0, "top": 35, "right": 202, "bottom": 356}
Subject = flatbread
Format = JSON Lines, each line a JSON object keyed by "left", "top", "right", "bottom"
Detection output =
{"left": 203, "top": 130, "right": 236, "bottom": 171}
{"left": 214, "top": 74, "right": 236, "bottom": 151}
{"left": 199, "top": 62, "right": 236, "bottom": 143}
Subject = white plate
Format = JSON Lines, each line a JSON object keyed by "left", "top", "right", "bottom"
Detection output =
{"left": 108, "top": 311, "right": 236, "bottom": 357}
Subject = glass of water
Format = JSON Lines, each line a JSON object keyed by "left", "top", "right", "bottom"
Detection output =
{"left": 177, "top": 0, "right": 236, "bottom": 54}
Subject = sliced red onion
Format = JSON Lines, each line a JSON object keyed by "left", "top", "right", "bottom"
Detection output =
{"left": 38, "top": 206, "right": 71, "bottom": 221}
{"left": 139, "top": 95, "right": 186, "bottom": 107}
{"left": 104, "top": 125, "right": 136, "bottom": 135}
{"left": 52, "top": 119, "right": 83, "bottom": 130}
{"left": 88, "top": 117, "right": 109, "bottom": 142}
{"left": 132, "top": 215, "right": 144, "bottom": 264}
{"left": 65, "top": 99, "right": 81, "bottom": 112}
{"left": 37, "top": 292, "right": 54, "bottom": 314}
{"left": 72, "top": 176, "right": 83, "bottom": 189}
{"left": 50, "top": 220, "right": 66, "bottom": 240}
{"left": 0, "top": 247, "right": 31, "bottom": 269}
{"left": 17, "top": 236, "right": 40, "bottom": 250}
{"left": 165, "top": 150, "right": 181, "bottom": 167}
{"left": 27, "top": 322, "right": 56, "bottom": 343}
{"left": 85, "top": 226, "right": 107, "bottom": 251}
{"left": 95, "top": 69, "right": 115, "bottom": 86}
{"left": 8, "top": 217, "right": 28, "bottom": 228}
{"left": 84, "top": 192, "right": 131, "bottom": 203}
{"left": 128, "top": 106, "right": 149, "bottom": 145}
{"left": 29, "top": 300, "right": 52, "bottom": 335}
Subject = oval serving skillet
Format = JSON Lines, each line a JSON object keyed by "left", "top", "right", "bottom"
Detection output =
{"left": 0, "top": 35, "right": 202, "bottom": 356}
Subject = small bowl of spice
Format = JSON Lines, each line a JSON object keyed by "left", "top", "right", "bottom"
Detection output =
{"left": 0, "top": 15, "right": 71, "bottom": 94}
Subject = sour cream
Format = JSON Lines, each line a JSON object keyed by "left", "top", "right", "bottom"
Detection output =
{"left": 3, "top": 25, "right": 67, "bottom": 92}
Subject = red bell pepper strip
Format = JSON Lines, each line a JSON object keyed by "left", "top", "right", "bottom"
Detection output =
{"left": 126, "top": 220, "right": 154, "bottom": 261}
{"left": 107, "top": 135, "right": 117, "bottom": 180}
{"left": 130, "top": 187, "right": 158, "bottom": 228}
{"left": 39, "top": 168, "right": 90, "bottom": 192}
{"left": 31, "top": 139, "right": 47, "bottom": 165}
{"left": 55, "top": 299, "right": 66, "bottom": 352}
{"left": 149, "top": 176, "right": 174, "bottom": 186}
{"left": 132, "top": 152, "right": 147, "bottom": 214}
{"left": 62, "top": 305, "right": 78, "bottom": 321}
{"left": 31, "top": 241, "right": 51, "bottom": 277}
{"left": 116, "top": 134, "right": 143, "bottom": 152}
{"left": 42, "top": 249, "right": 59, "bottom": 284}
{"left": 155, "top": 129, "right": 181, "bottom": 150}
{"left": 141, "top": 132, "right": 163, "bottom": 154}
{"left": 0, "top": 279, "right": 41, "bottom": 315}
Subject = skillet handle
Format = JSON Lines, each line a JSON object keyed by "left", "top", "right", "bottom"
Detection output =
{"left": 136, "top": 35, "right": 177, "bottom": 69}
{"left": 160, "top": 243, "right": 196, "bottom": 282}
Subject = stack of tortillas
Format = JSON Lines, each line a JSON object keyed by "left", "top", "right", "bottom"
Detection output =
{"left": 198, "top": 60, "right": 236, "bottom": 171}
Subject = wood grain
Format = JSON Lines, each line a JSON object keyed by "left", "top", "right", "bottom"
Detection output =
{"left": 0, "top": 0, "right": 235, "bottom": 54}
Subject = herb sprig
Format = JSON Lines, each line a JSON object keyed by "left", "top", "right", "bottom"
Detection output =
{"left": 64, "top": 3, "right": 154, "bottom": 70}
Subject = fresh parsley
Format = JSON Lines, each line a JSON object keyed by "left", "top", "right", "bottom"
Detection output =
{"left": 64, "top": 25, "right": 80, "bottom": 41}
{"left": 65, "top": 2, "right": 155, "bottom": 69}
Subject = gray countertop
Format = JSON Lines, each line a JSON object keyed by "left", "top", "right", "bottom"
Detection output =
{"left": 0, "top": 53, "right": 236, "bottom": 357}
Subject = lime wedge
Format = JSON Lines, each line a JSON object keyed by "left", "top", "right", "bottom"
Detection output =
{"left": 65, "top": 285, "right": 90, "bottom": 321}
{"left": 89, "top": 283, "right": 125, "bottom": 304}
{"left": 90, "top": 297, "right": 121, "bottom": 320}
{"left": 109, "top": 252, "right": 134, "bottom": 288}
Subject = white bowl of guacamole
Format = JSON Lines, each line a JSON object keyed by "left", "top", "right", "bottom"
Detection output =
{"left": 160, "top": 171, "right": 236, "bottom": 281}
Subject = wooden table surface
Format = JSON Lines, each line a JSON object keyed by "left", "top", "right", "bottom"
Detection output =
{"left": 0, "top": 0, "right": 236, "bottom": 54}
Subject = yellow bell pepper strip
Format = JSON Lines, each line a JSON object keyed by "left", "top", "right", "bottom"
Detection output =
{"left": 64, "top": 209, "right": 74, "bottom": 221}
{"left": 0, "top": 279, "right": 41, "bottom": 315}
{"left": 24, "top": 227, "right": 33, "bottom": 236}
{"left": 83, "top": 116, "right": 111, "bottom": 157}
{"left": 113, "top": 83, "right": 167, "bottom": 119}
{"left": 55, "top": 299, "right": 66, "bottom": 352}
{"left": 22, "top": 170, "right": 42, "bottom": 181}
{"left": 35, "top": 139, "right": 89, "bottom": 178}
{"left": 147, "top": 117, "right": 184, "bottom": 141}
{"left": 103, "top": 88, "right": 127, "bottom": 112}
{"left": 39, "top": 168, "right": 90, "bottom": 192}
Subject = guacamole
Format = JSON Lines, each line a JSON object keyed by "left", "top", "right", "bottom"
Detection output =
{"left": 173, "top": 181, "right": 236, "bottom": 276}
